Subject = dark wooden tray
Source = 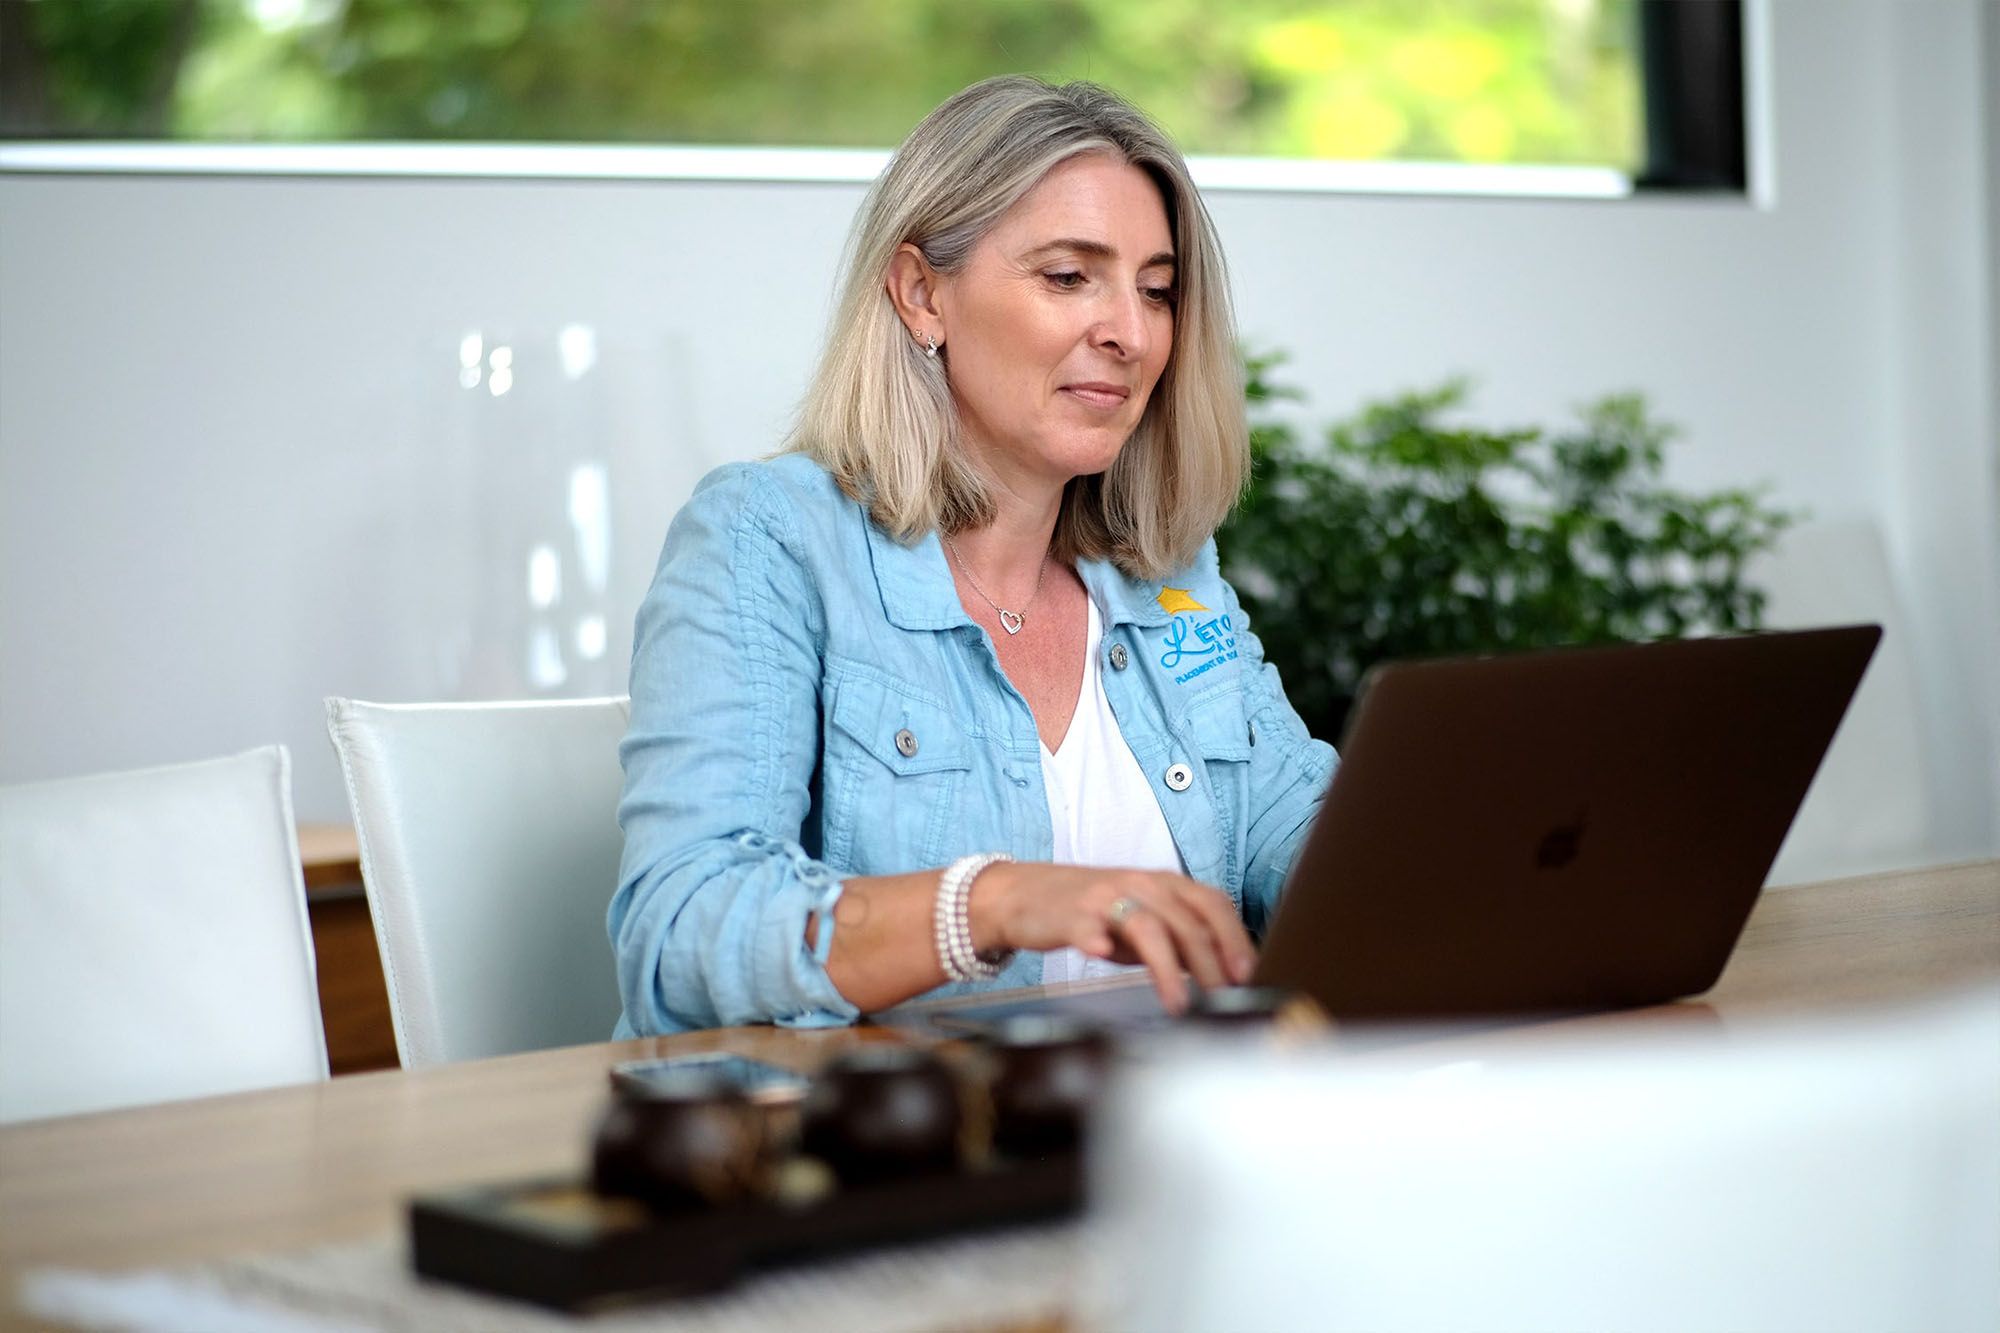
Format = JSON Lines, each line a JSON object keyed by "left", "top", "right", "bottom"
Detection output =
{"left": 409, "top": 1151, "right": 1082, "bottom": 1313}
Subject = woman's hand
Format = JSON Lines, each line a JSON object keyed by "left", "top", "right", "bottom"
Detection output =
{"left": 968, "top": 863, "right": 1257, "bottom": 1014}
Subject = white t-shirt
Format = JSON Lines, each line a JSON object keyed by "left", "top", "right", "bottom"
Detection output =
{"left": 1039, "top": 597, "right": 1185, "bottom": 984}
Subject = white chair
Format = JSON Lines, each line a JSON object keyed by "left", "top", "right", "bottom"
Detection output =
{"left": 324, "top": 696, "right": 628, "bottom": 1068}
{"left": 1750, "top": 518, "right": 1938, "bottom": 883}
{"left": 0, "top": 747, "right": 329, "bottom": 1125}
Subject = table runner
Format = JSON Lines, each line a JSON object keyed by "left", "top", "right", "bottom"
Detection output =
{"left": 20, "top": 1221, "right": 1086, "bottom": 1333}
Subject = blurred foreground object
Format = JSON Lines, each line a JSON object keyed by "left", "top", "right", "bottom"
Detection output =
{"left": 1096, "top": 986, "right": 2000, "bottom": 1332}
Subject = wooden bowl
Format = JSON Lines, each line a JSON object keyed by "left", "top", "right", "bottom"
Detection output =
{"left": 801, "top": 1045, "right": 961, "bottom": 1183}
{"left": 981, "top": 1015, "right": 1112, "bottom": 1156}
{"left": 590, "top": 1070, "right": 763, "bottom": 1213}
{"left": 1187, "top": 985, "right": 1294, "bottom": 1027}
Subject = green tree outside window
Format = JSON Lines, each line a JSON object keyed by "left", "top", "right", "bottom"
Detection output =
{"left": 5, "top": 0, "right": 1639, "bottom": 171}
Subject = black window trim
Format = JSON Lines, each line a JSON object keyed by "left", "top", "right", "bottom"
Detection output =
{"left": 1635, "top": 0, "right": 1748, "bottom": 192}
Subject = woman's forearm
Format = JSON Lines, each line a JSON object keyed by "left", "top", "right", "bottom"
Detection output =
{"left": 818, "top": 863, "right": 1034, "bottom": 1012}
{"left": 817, "top": 869, "right": 952, "bottom": 1012}
{"left": 817, "top": 861, "right": 1254, "bottom": 1016}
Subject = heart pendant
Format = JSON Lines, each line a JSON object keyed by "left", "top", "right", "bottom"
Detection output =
{"left": 998, "top": 609, "right": 1024, "bottom": 635}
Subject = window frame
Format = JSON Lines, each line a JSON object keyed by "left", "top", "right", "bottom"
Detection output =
{"left": 1635, "top": 0, "right": 1747, "bottom": 191}
{"left": 0, "top": 1, "right": 1747, "bottom": 202}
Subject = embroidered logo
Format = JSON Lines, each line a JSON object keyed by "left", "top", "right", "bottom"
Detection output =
{"left": 1155, "top": 587, "right": 1209, "bottom": 615}
{"left": 1159, "top": 611, "right": 1237, "bottom": 683}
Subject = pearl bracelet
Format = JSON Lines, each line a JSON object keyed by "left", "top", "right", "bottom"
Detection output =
{"left": 934, "top": 852, "right": 1015, "bottom": 982}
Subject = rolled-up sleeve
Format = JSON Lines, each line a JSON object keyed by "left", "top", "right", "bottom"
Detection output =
{"left": 1215, "top": 556, "right": 1339, "bottom": 937}
{"left": 610, "top": 464, "right": 860, "bottom": 1035}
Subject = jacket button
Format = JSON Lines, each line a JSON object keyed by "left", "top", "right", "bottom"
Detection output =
{"left": 895, "top": 728, "right": 918, "bottom": 758}
{"left": 1108, "top": 643, "right": 1129, "bottom": 670}
{"left": 1164, "top": 762, "right": 1193, "bottom": 792}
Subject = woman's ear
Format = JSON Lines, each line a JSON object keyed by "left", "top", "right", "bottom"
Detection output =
{"left": 885, "top": 242, "right": 945, "bottom": 350}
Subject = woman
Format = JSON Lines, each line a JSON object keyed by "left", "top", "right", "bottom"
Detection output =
{"left": 611, "top": 76, "right": 1336, "bottom": 1036}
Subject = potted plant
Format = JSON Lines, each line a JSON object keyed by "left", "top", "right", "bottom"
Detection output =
{"left": 1217, "top": 357, "right": 1797, "bottom": 742}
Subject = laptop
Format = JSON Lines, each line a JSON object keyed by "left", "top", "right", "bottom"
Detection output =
{"left": 886, "top": 624, "right": 1880, "bottom": 1033}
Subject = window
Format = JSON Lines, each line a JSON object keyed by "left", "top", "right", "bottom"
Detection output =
{"left": 0, "top": 0, "right": 1743, "bottom": 193}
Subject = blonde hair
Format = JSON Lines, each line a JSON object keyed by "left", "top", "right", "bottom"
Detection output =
{"left": 787, "top": 76, "right": 1247, "bottom": 581}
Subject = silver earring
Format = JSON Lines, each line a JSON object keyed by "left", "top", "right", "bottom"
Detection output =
{"left": 924, "top": 331, "right": 939, "bottom": 358}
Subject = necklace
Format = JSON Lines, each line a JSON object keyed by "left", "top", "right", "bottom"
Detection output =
{"left": 944, "top": 535, "right": 1048, "bottom": 635}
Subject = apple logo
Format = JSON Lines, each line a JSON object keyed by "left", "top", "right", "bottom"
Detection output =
{"left": 1536, "top": 811, "right": 1587, "bottom": 869}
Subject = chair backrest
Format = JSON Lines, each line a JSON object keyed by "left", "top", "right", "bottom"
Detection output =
{"left": 1750, "top": 518, "right": 1937, "bottom": 882}
{"left": 324, "top": 696, "right": 628, "bottom": 1068}
{"left": 0, "top": 747, "right": 328, "bottom": 1125}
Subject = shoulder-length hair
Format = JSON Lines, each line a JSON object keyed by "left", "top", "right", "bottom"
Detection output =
{"left": 786, "top": 76, "right": 1246, "bottom": 582}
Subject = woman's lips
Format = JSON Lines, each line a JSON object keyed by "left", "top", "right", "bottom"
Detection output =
{"left": 1061, "top": 383, "right": 1130, "bottom": 410}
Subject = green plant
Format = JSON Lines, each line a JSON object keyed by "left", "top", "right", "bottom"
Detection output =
{"left": 1217, "top": 356, "right": 1798, "bottom": 740}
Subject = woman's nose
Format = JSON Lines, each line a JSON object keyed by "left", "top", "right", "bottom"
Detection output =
{"left": 1091, "top": 288, "right": 1152, "bottom": 361}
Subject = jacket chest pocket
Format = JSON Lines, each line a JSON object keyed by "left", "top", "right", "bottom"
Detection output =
{"left": 822, "top": 670, "right": 973, "bottom": 875}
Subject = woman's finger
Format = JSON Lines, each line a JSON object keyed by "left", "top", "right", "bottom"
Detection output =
{"left": 1074, "top": 925, "right": 1116, "bottom": 959}
{"left": 1111, "top": 905, "right": 1191, "bottom": 1014}
{"left": 1172, "top": 879, "right": 1258, "bottom": 983}
{"left": 1134, "top": 886, "right": 1231, "bottom": 992}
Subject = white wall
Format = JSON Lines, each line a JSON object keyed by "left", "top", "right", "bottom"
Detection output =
{"left": 2, "top": 1, "right": 1995, "bottom": 874}
{"left": 1985, "top": 0, "right": 2000, "bottom": 851}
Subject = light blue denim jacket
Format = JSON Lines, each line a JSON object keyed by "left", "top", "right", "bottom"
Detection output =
{"left": 611, "top": 454, "right": 1337, "bottom": 1035}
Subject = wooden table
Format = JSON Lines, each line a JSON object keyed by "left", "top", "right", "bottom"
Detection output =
{"left": 294, "top": 823, "right": 399, "bottom": 1075}
{"left": 295, "top": 822, "right": 363, "bottom": 891}
{"left": 3, "top": 860, "right": 1995, "bottom": 1324}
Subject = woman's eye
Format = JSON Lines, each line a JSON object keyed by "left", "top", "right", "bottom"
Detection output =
{"left": 1044, "top": 270, "right": 1085, "bottom": 289}
{"left": 1143, "top": 286, "right": 1178, "bottom": 306}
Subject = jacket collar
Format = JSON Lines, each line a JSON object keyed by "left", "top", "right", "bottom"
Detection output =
{"left": 1078, "top": 556, "right": 1173, "bottom": 629}
{"left": 863, "top": 517, "right": 976, "bottom": 632}
{"left": 863, "top": 513, "right": 1174, "bottom": 633}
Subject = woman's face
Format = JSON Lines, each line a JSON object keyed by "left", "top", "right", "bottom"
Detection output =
{"left": 936, "top": 153, "right": 1177, "bottom": 497}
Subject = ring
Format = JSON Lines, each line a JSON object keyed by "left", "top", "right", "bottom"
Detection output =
{"left": 1106, "top": 896, "right": 1143, "bottom": 928}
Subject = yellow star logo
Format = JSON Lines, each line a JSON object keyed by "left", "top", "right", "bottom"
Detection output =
{"left": 1155, "top": 587, "right": 1209, "bottom": 615}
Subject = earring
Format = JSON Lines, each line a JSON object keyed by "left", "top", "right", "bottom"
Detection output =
{"left": 924, "top": 331, "right": 939, "bottom": 358}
